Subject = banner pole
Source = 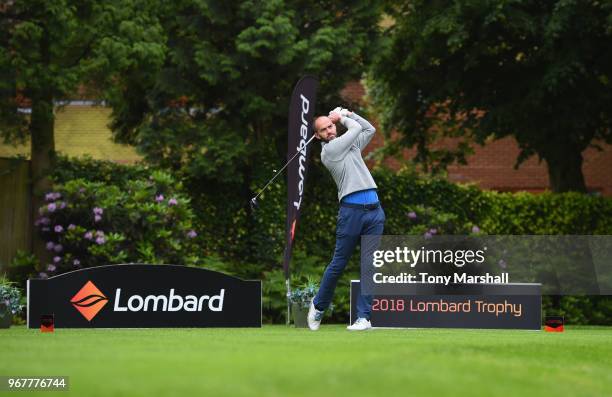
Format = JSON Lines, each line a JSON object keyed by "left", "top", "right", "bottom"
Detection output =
{"left": 285, "top": 278, "right": 292, "bottom": 326}
{"left": 282, "top": 75, "right": 318, "bottom": 328}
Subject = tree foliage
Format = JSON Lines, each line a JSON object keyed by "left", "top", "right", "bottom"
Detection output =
{"left": 0, "top": 0, "right": 165, "bottom": 149}
{"left": 0, "top": 0, "right": 382, "bottom": 264}
{"left": 100, "top": 0, "right": 383, "bottom": 263}
{"left": 0, "top": 0, "right": 166, "bottom": 261}
{"left": 0, "top": 0, "right": 166, "bottom": 262}
{"left": 106, "top": 0, "right": 383, "bottom": 185}
{"left": 369, "top": 1, "right": 612, "bottom": 192}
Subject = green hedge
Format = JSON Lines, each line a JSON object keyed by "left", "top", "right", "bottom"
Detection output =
{"left": 10, "top": 156, "right": 611, "bottom": 324}
{"left": 186, "top": 163, "right": 612, "bottom": 324}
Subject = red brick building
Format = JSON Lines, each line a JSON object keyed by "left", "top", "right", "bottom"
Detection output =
{"left": 341, "top": 82, "right": 612, "bottom": 196}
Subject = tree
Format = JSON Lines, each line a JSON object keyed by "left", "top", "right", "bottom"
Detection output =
{"left": 369, "top": 1, "right": 612, "bottom": 192}
{"left": 109, "top": 0, "right": 382, "bottom": 178}
{"left": 106, "top": 0, "right": 383, "bottom": 263}
{"left": 0, "top": 0, "right": 165, "bottom": 260}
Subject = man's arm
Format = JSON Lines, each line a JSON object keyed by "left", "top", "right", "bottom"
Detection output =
{"left": 342, "top": 112, "right": 376, "bottom": 151}
{"left": 324, "top": 112, "right": 377, "bottom": 160}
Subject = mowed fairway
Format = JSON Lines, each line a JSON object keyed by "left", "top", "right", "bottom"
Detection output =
{"left": 1, "top": 325, "right": 611, "bottom": 397}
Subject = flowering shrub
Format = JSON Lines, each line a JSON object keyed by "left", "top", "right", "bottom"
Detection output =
{"left": 0, "top": 276, "right": 23, "bottom": 315}
{"left": 403, "top": 205, "right": 481, "bottom": 237}
{"left": 35, "top": 170, "right": 201, "bottom": 277}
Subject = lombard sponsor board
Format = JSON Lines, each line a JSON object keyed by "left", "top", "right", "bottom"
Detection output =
{"left": 350, "top": 281, "right": 541, "bottom": 330}
{"left": 28, "top": 265, "right": 261, "bottom": 328}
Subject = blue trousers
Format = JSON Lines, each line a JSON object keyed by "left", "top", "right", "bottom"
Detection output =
{"left": 313, "top": 204, "right": 385, "bottom": 320}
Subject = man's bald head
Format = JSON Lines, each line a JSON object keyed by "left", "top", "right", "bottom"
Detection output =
{"left": 314, "top": 115, "right": 337, "bottom": 142}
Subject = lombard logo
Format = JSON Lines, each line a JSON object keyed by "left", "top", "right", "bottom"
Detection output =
{"left": 70, "top": 281, "right": 109, "bottom": 321}
{"left": 113, "top": 288, "right": 225, "bottom": 312}
{"left": 293, "top": 93, "right": 310, "bottom": 211}
{"left": 70, "top": 280, "right": 225, "bottom": 320}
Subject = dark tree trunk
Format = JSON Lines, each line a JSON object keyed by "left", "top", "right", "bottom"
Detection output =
{"left": 30, "top": 95, "right": 56, "bottom": 267}
{"left": 544, "top": 143, "right": 588, "bottom": 193}
{"left": 29, "top": 29, "right": 57, "bottom": 268}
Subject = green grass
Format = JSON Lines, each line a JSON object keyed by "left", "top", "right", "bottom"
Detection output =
{"left": 1, "top": 325, "right": 611, "bottom": 397}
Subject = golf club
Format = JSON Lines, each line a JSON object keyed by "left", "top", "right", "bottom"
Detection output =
{"left": 250, "top": 134, "right": 316, "bottom": 210}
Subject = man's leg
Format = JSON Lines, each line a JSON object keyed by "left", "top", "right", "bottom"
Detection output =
{"left": 313, "top": 207, "right": 360, "bottom": 311}
{"left": 356, "top": 207, "right": 385, "bottom": 319}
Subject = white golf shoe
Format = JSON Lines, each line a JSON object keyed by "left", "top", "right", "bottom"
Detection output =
{"left": 347, "top": 317, "right": 372, "bottom": 331}
{"left": 307, "top": 298, "right": 324, "bottom": 331}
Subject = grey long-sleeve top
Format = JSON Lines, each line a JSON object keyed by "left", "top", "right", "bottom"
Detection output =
{"left": 320, "top": 112, "right": 378, "bottom": 201}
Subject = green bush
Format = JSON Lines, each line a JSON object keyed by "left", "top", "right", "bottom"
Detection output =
{"left": 36, "top": 169, "right": 201, "bottom": 276}
{"left": 7, "top": 250, "right": 38, "bottom": 291}
{"left": 26, "top": 156, "right": 612, "bottom": 324}
{"left": 53, "top": 155, "right": 150, "bottom": 186}
{"left": 0, "top": 275, "right": 23, "bottom": 315}
{"left": 189, "top": 165, "right": 612, "bottom": 324}
{"left": 543, "top": 296, "right": 612, "bottom": 325}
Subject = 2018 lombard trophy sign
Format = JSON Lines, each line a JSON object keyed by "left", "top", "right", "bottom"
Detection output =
{"left": 350, "top": 281, "right": 542, "bottom": 330}
{"left": 28, "top": 265, "right": 261, "bottom": 328}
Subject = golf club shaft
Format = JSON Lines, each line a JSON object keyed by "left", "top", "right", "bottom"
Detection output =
{"left": 252, "top": 134, "right": 316, "bottom": 201}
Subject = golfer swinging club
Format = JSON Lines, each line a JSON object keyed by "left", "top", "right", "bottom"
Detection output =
{"left": 308, "top": 107, "right": 385, "bottom": 331}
